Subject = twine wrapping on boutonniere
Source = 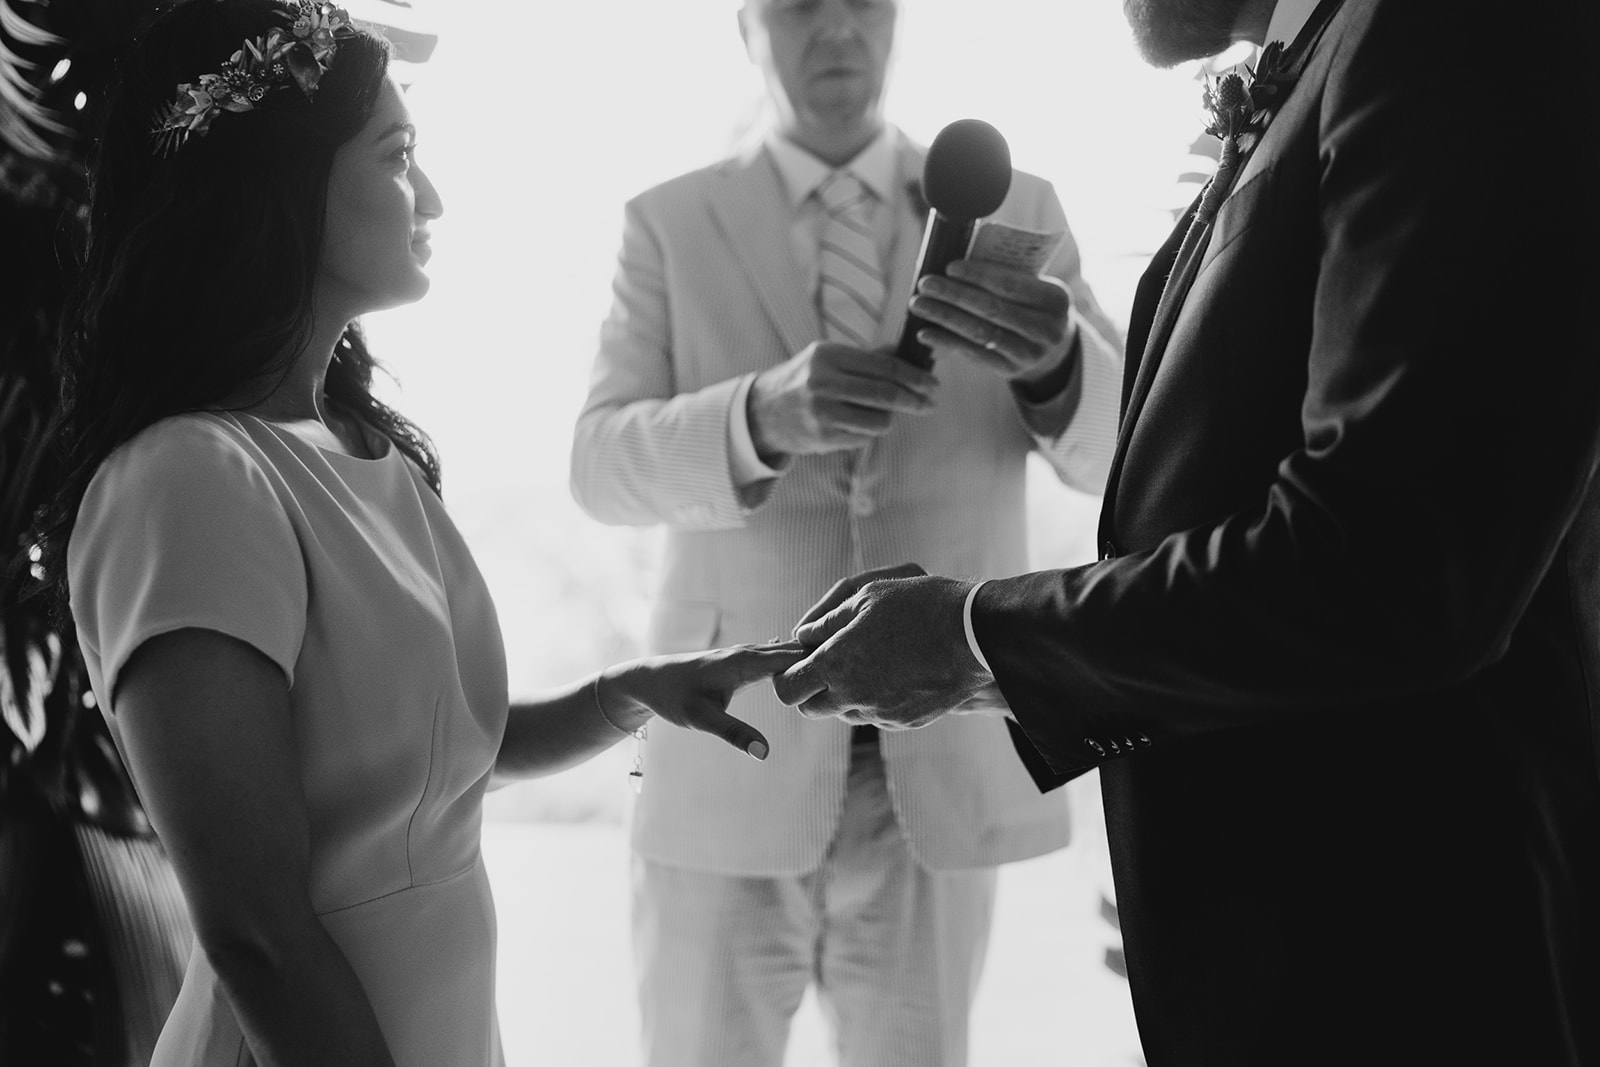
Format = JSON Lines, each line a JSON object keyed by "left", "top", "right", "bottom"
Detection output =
{"left": 1190, "top": 39, "right": 1298, "bottom": 236}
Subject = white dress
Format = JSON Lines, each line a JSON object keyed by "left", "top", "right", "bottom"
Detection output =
{"left": 69, "top": 411, "right": 508, "bottom": 1066}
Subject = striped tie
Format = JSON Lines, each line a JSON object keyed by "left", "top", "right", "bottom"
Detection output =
{"left": 816, "top": 171, "right": 885, "bottom": 347}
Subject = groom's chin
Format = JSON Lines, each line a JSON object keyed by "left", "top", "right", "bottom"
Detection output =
{"left": 1123, "top": 0, "right": 1242, "bottom": 69}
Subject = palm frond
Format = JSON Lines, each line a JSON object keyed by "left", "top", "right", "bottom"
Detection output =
{"left": 0, "top": 0, "right": 70, "bottom": 158}
{"left": 0, "top": 1, "right": 66, "bottom": 49}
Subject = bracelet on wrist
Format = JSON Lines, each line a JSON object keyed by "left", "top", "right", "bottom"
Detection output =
{"left": 593, "top": 672, "right": 649, "bottom": 794}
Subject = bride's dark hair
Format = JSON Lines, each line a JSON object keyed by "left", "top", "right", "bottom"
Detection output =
{"left": 33, "top": 0, "right": 441, "bottom": 613}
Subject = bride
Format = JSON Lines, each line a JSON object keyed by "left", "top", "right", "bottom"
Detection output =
{"left": 34, "top": 3, "right": 800, "bottom": 1064}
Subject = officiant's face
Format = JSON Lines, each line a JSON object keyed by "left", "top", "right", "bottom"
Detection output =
{"left": 1123, "top": 0, "right": 1250, "bottom": 67}
{"left": 741, "top": 0, "right": 897, "bottom": 141}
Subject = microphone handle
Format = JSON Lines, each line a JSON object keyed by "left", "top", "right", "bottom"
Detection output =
{"left": 893, "top": 210, "right": 977, "bottom": 369}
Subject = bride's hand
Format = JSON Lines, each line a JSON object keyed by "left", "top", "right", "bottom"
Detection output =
{"left": 600, "top": 642, "right": 808, "bottom": 760}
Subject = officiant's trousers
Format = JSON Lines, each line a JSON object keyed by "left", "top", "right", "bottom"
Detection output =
{"left": 632, "top": 735, "right": 998, "bottom": 1067}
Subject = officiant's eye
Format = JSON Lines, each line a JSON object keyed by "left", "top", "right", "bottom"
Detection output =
{"left": 391, "top": 143, "right": 418, "bottom": 167}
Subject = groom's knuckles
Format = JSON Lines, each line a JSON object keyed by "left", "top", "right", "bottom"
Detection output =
{"left": 815, "top": 600, "right": 862, "bottom": 642}
{"left": 797, "top": 578, "right": 858, "bottom": 629}
{"left": 772, "top": 659, "right": 821, "bottom": 706}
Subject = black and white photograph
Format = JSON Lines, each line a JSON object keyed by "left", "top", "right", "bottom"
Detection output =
{"left": 2, "top": 0, "right": 1596, "bottom": 1064}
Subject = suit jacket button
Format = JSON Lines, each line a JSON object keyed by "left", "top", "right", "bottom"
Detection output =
{"left": 1085, "top": 737, "right": 1105, "bottom": 757}
{"left": 850, "top": 492, "right": 874, "bottom": 517}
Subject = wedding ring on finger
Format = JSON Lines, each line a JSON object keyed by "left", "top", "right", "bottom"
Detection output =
{"left": 983, "top": 336, "right": 1002, "bottom": 352}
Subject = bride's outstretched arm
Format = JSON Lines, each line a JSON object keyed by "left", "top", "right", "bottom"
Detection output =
{"left": 492, "top": 642, "right": 805, "bottom": 783}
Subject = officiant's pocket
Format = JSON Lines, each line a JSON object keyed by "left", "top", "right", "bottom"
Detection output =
{"left": 1197, "top": 165, "right": 1277, "bottom": 278}
{"left": 646, "top": 599, "right": 721, "bottom": 655}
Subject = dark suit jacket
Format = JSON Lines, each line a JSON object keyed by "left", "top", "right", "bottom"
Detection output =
{"left": 983, "top": 1, "right": 1600, "bottom": 1063}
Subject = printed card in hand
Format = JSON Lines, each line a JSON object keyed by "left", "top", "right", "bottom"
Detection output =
{"left": 966, "top": 220, "right": 1068, "bottom": 275}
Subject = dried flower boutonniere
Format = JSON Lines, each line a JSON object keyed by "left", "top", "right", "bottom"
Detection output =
{"left": 1192, "top": 40, "right": 1300, "bottom": 232}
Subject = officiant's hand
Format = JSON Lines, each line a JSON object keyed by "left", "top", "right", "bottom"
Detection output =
{"left": 774, "top": 566, "right": 991, "bottom": 728}
{"left": 909, "top": 259, "right": 1079, "bottom": 399}
{"left": 747, "top": 342, "right": 940, "bottom": 464}
{"left": 604, "top": 642, "right": 808, "bottom": 760}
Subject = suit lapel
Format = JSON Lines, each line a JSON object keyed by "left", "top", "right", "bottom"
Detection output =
{"left": 707, "top": 146, "right": 819, "bottom": 357}
{"left": 1122, "top": 213, "right": 1216, "bottom": 435}
{"left": 1095, "top": 197, "right": 1203, "bottom": 551}
{"left": 1120, "top": 193, "right": 1202, "bottom": 417}
{"left": 1097, "top": 0, "right": 1347, "bottom": 550}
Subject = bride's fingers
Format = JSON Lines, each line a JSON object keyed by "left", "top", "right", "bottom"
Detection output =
{"left": 714, "top": 644, "right": 810, "bottom": 691}
{"left": 685, "top": 706, "right": 770, "bottom": 761}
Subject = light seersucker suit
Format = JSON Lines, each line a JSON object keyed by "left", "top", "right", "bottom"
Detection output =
{"left": 572, "top": 129, "right": 1124, "bottom": 879}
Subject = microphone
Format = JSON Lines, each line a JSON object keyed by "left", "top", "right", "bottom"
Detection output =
{"left": 893, "top": 119, "right": 1013, "bottom": 368}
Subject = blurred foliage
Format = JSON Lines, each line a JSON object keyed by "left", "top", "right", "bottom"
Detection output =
{"left": 2, "top": 3, "right": 177, "bottom": 1062}
{"left": 2, "top": 0, "right": 155, "bottom": 831}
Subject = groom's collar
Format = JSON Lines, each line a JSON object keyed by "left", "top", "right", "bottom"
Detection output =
{"left": 1264, "top": 0, "right": 1322, "bottom": 50}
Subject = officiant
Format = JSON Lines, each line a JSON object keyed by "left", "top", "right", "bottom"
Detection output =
{"left": 567, "top": 0, "right": 1125, "bottom": 1062}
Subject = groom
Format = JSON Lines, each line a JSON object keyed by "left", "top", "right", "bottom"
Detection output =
{"left": 776, "top": 0, "right": 1600, "bottom": 1063}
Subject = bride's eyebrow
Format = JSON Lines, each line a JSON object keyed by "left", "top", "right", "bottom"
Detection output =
{"left": 370, "top": 120, "right": 416, "bottom": 145}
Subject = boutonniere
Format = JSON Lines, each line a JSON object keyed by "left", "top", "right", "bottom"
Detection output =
{"left": 1192, "top": 40, "right": 1299, "bottom": 230}
{"left": 905, "top": 178, "right": 929, "bottom": 221}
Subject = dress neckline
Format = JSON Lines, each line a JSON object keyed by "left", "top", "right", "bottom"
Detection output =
{"left": 225, "top": 410, "right": 395, "bottom": 465}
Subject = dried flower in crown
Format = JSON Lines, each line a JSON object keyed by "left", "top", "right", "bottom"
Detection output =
{"left": 150, "top": 2, "right": 357, "bottom": 156}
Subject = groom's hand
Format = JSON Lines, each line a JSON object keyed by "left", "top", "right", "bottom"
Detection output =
{"left": 792, "top": 561, "right": 928, "bottom": 631}
{"left": 774, "top": 570, "right": 991, "bottom": 729}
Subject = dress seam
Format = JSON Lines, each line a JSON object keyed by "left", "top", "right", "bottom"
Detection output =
{"left": 401, "top": 695, "right": 445, "bottom": 886}
{"left": 316, "top": 857, "right": 480, "bottom": 917}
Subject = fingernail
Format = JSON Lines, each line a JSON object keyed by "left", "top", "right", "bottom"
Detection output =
{"left": 746, "top": 740, "right": 769, "bottom": 761}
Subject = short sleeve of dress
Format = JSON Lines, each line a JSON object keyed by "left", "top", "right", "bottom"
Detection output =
{"left": 69, "top": 416, "right": 309, "bottom": 706}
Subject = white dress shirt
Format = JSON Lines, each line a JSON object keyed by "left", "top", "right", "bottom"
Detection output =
{"left": 726, "top": 126, "right": 903, "bottom": 491}
{"left": 1265, "top": 0, "right": 1321, "bottom": 50}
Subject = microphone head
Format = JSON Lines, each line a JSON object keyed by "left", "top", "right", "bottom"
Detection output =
{"left": 922, "top": 119, "right": 1012, "bottom": 220}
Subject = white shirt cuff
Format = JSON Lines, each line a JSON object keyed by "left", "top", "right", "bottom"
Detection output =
{"left": 963, "top": 580, "right": 993, "bottom": 675}
{"left": 727, "top": 373, "right": 786, "bottom": 489}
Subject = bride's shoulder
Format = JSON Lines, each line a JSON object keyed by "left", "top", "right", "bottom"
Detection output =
{"left": 91, "top": 411, "right": 277, "bottom": 505}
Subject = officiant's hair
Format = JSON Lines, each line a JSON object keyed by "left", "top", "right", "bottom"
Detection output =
{"left": 32, "top": 0, "right": 440, "bottom": 615}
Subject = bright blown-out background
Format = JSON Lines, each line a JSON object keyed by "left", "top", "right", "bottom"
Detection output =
{"left": 1, "top": 1, "right": 1252, "bottom": 1063}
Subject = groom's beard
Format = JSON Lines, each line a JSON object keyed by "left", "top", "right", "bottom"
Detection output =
{"left": 1124, "top": 0, "right": 1249, "bottom": 67}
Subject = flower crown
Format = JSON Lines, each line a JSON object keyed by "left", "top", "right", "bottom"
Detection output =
{"left": 150, "top": 2, "right": 358, "bottom": 157}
